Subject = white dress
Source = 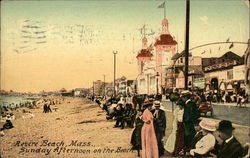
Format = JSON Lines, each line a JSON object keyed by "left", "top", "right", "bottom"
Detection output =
{"left": 164, "top": 107, "right": 184, "bottom": 153}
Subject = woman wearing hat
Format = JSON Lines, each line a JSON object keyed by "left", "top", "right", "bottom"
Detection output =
{"left": 141, "top": 100, "right": 159, "bottom": 158}
{"left": 189, "top": 119, "right": 216, "bottom": 157}
{"left": 165, "top": 99, "right": 185, "bottom": 157}
{"left": 130, "top": 110, "right": 144, "bottom": 157}
{"left": 1, "top": 116, "right": 14, "bottom": 130}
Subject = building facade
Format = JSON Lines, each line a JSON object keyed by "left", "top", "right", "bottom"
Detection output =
{"left": 245, "top": 39, "right": 250, "bottom": 95}
{"left": 93, "top": 80, "right": 103, "bottom": 96}
{"left": 203, "top": 52, "right": 245, "bottom": 94}
{"left": 136, "top": 18, "right": 177, "bottom": 94}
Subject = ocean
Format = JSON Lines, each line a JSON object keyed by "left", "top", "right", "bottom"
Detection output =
{"left": 0, "top": 95, "right": 39, "bottom": 108}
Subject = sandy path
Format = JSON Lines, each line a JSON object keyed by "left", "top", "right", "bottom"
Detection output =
{"left": 0, "top": 97, "right": 249, "bottom": 158}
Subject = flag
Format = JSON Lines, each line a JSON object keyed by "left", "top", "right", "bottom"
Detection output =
{"left": 157, "top": 2, "right": 165, "bottom": 8}
{"left": 229, "top": 43, "right": 234, "bottom": 49}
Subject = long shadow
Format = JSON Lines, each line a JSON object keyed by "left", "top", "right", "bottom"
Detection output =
{"left": 69, "top": 104, "right": 99, "bottom": 115}
{"left": 77, "top": 119, "right": 105, "bottom": 124}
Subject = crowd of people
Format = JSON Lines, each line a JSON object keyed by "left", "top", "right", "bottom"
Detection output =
{"left": 41, "top": 98, "right": 63, "bottom": 113}
{"left": 0, "top": 97, "right": 64, "bottom": 137}
{"left": 0, "top": 101, "right": 36, "bottom": 113}
{"left": 165, "top": 90, "right": 249, "bottom": 108}
{"left": 91, "top": 90, "right": 249, "bottom": 158}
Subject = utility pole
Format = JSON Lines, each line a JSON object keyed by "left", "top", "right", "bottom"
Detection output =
{"left": 156, "top": 72, "right": 160, "bottom": 94}
{"left": 92, "top": 81, "right": 94, "bottom": 96}
{"left": 103, "top": 74, "right": 106, "bottom": 97}
{"left": 156, "top": 77, "right": 159, "bottom": 94}
{"left": 113, "top": 51, "right": 118, "bottom": 97}
{"left": 184, "top": 0, "right": 190, "bottom": 90}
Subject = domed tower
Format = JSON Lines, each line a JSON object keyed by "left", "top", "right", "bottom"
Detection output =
{"left": 142, "top": 37, "right": 148, "bottom": 49}
{"left": 137, "top": 37, "right": 153, "bottom": 74}
{"left": 162, "top": 18, "right": 169, "bottom": 34}
{"left": 154, "top": 18, "right": 178, "bottom": 93}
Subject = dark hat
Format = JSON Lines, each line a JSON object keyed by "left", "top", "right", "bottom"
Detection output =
{"left": 176, "top": 99, "right": 185, "bottom": 107}
{"left": 217, "top": 120, "right": 235, "bottom": 132}
{"left": 143, "top": 99, "right": 154, "bottom": 107}
{"left": 137, "top": 109, "right": 143, "bottom": 112}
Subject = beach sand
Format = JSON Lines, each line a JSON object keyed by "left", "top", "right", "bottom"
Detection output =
{"left": 0, "top": 97, "right": 136, "bottom": 158}
{"left": 0, "top": 97, "right": 249, "bottom": 158}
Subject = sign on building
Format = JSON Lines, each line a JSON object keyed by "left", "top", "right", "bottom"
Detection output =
{"left": 193, "top": 78, "right": 205, "bottom": 89}
{"left": 233, "top": 65, "right": 245, "bottom": 80}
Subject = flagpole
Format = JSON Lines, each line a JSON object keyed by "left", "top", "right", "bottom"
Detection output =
{"left": 184, "top": 0, "right": 190, "bottom": 90}
{"left": 164, "top": 2, "right": 166, "bottom": 19}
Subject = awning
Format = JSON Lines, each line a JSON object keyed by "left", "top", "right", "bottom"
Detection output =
{"left": 227, "top": 84, "right": 233, "bottom": 90}
{"left": 219, "top": 83, "right": 226, "bottom": 90}
{"left": 205, "top": 84, "right": 210, "bottom": 91}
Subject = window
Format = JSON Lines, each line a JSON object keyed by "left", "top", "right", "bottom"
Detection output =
{"left": 150, "top": 76, "right": 155, "bottom": 85}
{"left": 227, "top": 70, "right": 233, "bottom": 80}
{"left": 141, "top": 62, "right": 144, "bottom": 72}
{"left": 140, "top": 79, "right": 145, "bottom": 86}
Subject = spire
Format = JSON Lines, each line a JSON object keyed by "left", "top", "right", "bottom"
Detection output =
{"left": 142, "top": 37, "right": 147, "bottom": 49}
{"left": 162, "top": 18, "right": 169, "bottom": 34}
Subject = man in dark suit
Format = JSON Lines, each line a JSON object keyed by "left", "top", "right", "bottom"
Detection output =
{"left": 215, "top": 120, "right": 248, "bottom": 158}
{"left": 114, "top": 102, "right": 125, "bottom": 128}
{"left": 132, "top": 94, "right": 138, "bottom": 109}
{"left": 151, "top": 101, "right": 166, "bottom": 156}
{"left": 137, "top": 95, "right": 144, "bottom": 110}
{"left": 181, "top": 90, "right": 200, "bottom": 149}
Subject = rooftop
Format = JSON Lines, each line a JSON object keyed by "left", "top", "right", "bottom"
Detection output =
{"left": 154, "top": 34, "right": 177, "bottom": 46}
{"left": 136, "top": 49, "right": 153, "bottom": 58}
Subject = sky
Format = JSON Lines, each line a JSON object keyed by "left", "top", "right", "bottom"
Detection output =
{"left": 1, "top": 0, "right": 249, "bottom": 93}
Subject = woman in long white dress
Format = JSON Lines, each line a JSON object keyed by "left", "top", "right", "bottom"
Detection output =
{"left": 165, "top": 100, "right": 185, "bottom": 156}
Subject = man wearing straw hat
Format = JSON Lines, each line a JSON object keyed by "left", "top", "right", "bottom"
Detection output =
{"left": 151, "top": 100, "right": 166, "bottom": 156}
{"left": 181, "top": 90, "right": 200, "bottom": 150}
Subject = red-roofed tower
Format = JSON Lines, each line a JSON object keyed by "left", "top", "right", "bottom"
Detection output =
{"left": 136, "top": 37, "right": 153, "bottom": 74}
{"left": 154, "top": 18, "right": 177, "bottom": 92}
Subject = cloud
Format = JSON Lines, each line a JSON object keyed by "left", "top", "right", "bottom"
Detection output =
{"left": 200, "top": 16, "right": 209, "bottom": 25}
